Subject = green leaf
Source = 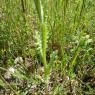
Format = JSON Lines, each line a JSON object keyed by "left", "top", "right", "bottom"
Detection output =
{"left": 34, "top": 0, "right": 44, "bottom": 22}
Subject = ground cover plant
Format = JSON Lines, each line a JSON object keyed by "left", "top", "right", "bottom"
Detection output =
{"left": 0, "top": 0, "right": 95, "bottom": 95}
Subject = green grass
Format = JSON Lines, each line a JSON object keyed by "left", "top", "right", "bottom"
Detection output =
{"left": 0, "top": 0, "right": 95, "bottom": 94}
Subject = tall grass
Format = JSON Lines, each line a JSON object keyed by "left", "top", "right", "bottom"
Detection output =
{"left": 0, "top": 0, "right": 95, "bottom": 94}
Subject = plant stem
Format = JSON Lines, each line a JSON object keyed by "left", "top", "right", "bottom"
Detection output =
{"left": 0, "top": 74, "right": 19, "bottom": 95}
{"left": 34, "top": 0, "right": 47, "bottom": 67}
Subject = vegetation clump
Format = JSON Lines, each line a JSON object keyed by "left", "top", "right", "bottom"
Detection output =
{"left": 0, "top": 0, "right": 95, "bottom": 94}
